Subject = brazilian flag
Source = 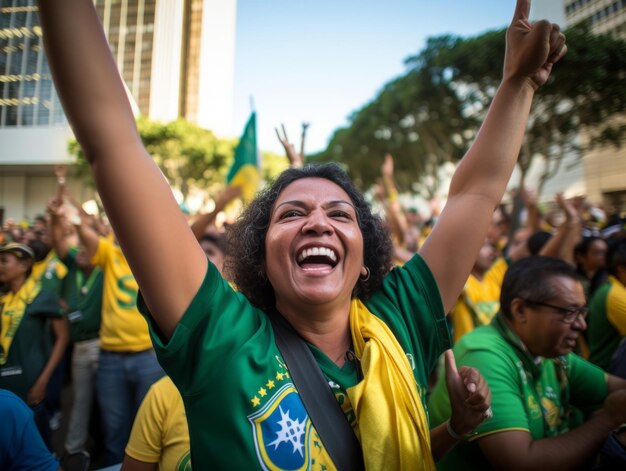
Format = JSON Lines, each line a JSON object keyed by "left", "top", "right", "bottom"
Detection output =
{"left": 227, "top": 112, "right": 259, "bottom": 203}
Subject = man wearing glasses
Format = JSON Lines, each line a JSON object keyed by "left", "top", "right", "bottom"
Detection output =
{"left": 429, "top": 256, "right": 626, "bottom": 471}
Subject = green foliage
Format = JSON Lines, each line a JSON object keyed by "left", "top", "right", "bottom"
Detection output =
{"left": 319, "top": 24, "right": 626, "bottom": 196}
{"left": 68, "top": 117, "right": 236, "bottom": 199}
{"left": 261, "top": 150, "right": 290, "bottom": 182}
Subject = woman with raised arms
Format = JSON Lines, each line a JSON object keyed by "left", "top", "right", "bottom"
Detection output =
{"left": 38, "top": 0, "right": 565, "bottom": 469}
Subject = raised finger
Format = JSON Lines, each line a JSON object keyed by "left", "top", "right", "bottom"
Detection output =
{"left": 281, "top": 123, "right": 289, "bottom": 143}
{"left": 274, "top": 127, "right": 284, "bottom": 142}
{"left": 513, "top": 0, "right": 530, "bottom": 22}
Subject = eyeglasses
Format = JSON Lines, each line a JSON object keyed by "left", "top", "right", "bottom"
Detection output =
{"left": 524, "top": 300, "right": 589, "bottom": 324}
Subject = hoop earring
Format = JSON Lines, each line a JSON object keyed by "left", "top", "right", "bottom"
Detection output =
{"left": 360, "top": 267, "right": 370, "bottom": 282}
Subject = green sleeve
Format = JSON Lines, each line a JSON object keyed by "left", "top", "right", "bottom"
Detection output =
{"left": 138, "top": 262, "right": 267, "bottom": 395}
{"left": 460, "top": 349, "right": 531, "bottom": 437}
{"left": 566, "top": 353, "right": 608, "bottom": 412}
{"left": 60, "top": 246, "right": 78, "bottom": 268}
{"left": 29, "top": 289, "right": 62, "bottom": 318}
{"left": 365, "top": 253, "right": 450, "bottom": 378}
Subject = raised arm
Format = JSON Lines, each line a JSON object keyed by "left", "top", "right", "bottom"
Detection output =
{"left": 47, "top": 197, "right": 69, "bottom": 260}
{"left": 419, "top": 0, "right": 566, "bottom": 313}
{"left": 381, "top": 154, "right": 410, "bottom": 246}
{"left": 38, "top": 0, "right": 207, "bottom": 338}
{"left": 190, "top": 186, "right": 241, "bottom": 241}
{"left": 520, "top": 187, "right": 542, "bottom": 234}
{"left": 539, "top": 193, "right": 581, "bottom": 264}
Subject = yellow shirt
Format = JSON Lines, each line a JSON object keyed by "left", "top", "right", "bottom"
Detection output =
{"left": 126, "top": 376, "right": 191, "bottom": 470}
{"left": 450, "top": 257, "right": 508, "bottom": 343}
{"left": 607, "top": 275, "right": 626, "bottom": 335}
{"left": 91, "top": 237, "right": 151, "bottom": 351}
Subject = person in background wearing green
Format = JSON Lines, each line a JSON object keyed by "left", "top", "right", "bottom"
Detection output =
{"left": 429, "top": 256, "right": 626, "bottom": 470}
{"left": 0, "top": 243, "right": 69, "bottom": 451}
{"left": 48, "top": 195, "right": 104, "bottom": 462}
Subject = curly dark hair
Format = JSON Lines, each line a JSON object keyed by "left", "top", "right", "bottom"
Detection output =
{"left": 225, "top": 163, "right": 394, "bottom": 310}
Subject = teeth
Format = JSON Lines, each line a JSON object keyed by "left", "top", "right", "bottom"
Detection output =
{"left": 297, "top": 247, "right": 337, "bottom": 263}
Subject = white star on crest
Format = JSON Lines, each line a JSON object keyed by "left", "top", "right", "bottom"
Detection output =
{"left": 267, "top": 406, "right": 306, "bottom": 457}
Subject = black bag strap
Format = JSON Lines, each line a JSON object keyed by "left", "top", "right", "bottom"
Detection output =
{"left": 268, "top": 310, "right": 364, "bottom": 471}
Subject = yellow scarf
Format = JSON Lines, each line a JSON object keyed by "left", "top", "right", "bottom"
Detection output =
{"left": 0, "top": 276, "right": 41, "bottom": 365}
{"left": 347, "top": 298, "right": 435, "bottom": 470}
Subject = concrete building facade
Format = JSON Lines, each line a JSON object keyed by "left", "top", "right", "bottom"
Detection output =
{"left": 527, "top": 0, "right": 626, "bottom": 209}
{"left": 564, "top": 0, "right": 626, "bottom": 210}
{"left": 0, "top": 0, "right": 236, "bottom": 222}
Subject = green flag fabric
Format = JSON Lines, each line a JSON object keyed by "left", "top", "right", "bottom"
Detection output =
{"left": 226, "top": 112, "right": 259, "bottom": 202}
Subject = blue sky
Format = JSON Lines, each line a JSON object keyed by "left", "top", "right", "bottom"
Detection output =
{"left": 232, "top": 1, "right": 545, "bottom": 155}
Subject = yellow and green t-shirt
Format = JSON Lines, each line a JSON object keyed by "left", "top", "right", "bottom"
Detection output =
{"left": 32, "top": 250, "right": 68, "bottom": 297}
{"left": 588, "top": 276, "right": 626, "bottom": 370}
{"left": 126, "top": 376, "right": 191, "bottom": 470}
{"left": 91, "top": 237, "right": 151, "bottom": 352}
{"left": 449, "top": 257, "right": 508, "bottom": 343}
{"left": 139, "top": 254, "right": 450, "bottom": 470}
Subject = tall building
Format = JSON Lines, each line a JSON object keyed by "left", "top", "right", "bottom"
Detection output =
{"left": 0, "top": 3, "right": 65, "bottom": 127}
{"left": 564, "top": 0, "right": 626, "bottom": 209}
{"left": 565, "top": 0, "right": 626, "bottom": 37}
{"left": 0, "top": 0, "right": 237, "bottom": 221}
{"left": 523, "top": 1, "right": 626, "bottom": 209}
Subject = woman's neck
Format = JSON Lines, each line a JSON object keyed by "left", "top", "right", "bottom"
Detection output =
{"left": 275, "top": 299, "right": 352, "bottom": 367}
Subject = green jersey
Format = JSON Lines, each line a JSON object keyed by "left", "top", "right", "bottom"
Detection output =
{"left": 0, "top": 288, "right": 62, "bottom": 400}
{"left": 589, "top": 276, "right": 626, "bottom": 370}
{"left": 428, "top": 314, "right": 608, "bottom": 471}
{"left": 61, "top": 247, "right": 103, "bottom": 343}
{"left": 33, "top": 251, "right": 68, "bottom": 298}
{"left": 139, "top": 254, "right": 449, "bottom": 470}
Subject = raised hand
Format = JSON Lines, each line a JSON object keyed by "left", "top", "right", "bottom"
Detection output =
{"left": 47, "top": 196, "right": 64, "bottom": 218}
{"left": 215, "top": 185, "right": 242, "bottom": 213}
{"left": 381, "top": 153, "right": 394, "bottom": 179}
{"left": 444, "top": 350, "right": 492, "bottom": 437}
{"left": 54, "top": 164, "right": 67, "bottom": 181}
{"left": 555, "top": 192, "right": 579, "bottom": 224}
{"left": 275, "top": 124, "right": 304, "bottom": 168}
{"left": 504, "top": 0, "right": 567, "bottom": 90}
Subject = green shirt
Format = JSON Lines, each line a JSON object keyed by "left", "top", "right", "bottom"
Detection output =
{"left": 61, "top": 247, "right": 103, "bottom": 343}
{"left": 34, "top": 252, "right": 67, "bottom": 298}
{"left": 139, "top": 253, "right": 449, "bottom": 470}
{"left": 589, "top": 276, "right": 626, "bottom": 370}
{"left": 428, "top": 314, "right": 608, "bottom": 471}
{"left": 0, "top": 288, "right": 62, "bottom": 400}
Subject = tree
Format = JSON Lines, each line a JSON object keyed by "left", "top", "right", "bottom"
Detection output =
{"left": 69, "top": 117, "right": 235, "bottom": 201}
{"left": 317, "top": 24, "right": 626, "bottom": 197}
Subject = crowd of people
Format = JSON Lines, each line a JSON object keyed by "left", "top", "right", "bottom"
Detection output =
{"left": 1, "top": 0, "right": 625, "bottom": 470}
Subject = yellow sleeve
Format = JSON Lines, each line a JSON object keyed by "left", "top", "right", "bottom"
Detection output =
{"left": 90, "top": 236, "right": 111, "bottom": 269}
{"left": 482, "top": 257, "right": 508, "bottom": 291}
{"left": 125, "top": 379, "right": 166, "bottom": 463}
{"left": 607, "top": 282, "right": 626, "bottom": 336}
{"left": 450, "top": 298, "right": 475, "bottom": 344}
